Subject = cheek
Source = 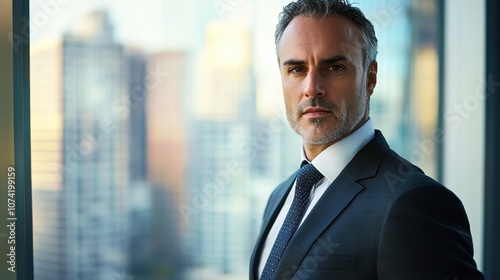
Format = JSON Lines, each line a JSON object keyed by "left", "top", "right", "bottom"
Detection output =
{"left": 324, "top": 81, "right": 351, "bottom": 102}
{"left": 282, "top": 78, "right": 297, "bottom": 93}
{"left": 331, "top": 76, "right": 363, "bottom": 100}
{"left": 283, "top": 92, "right": 297, "bottom": 115}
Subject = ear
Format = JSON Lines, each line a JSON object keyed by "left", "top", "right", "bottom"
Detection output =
{"left": 366, "top": 61, "right": 378, "bottom": 96}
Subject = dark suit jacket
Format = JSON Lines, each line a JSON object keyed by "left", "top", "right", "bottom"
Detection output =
{"left": 250, "top": 130, "right": 484, "bottom": 280}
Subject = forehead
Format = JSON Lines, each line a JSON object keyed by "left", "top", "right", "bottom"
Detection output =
{"left": 278, "top": 15, "right": 363, "bottom": 63}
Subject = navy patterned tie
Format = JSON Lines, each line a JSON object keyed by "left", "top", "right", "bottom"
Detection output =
{"left": 260, "top": 163, "right": 324, "bottom": 280}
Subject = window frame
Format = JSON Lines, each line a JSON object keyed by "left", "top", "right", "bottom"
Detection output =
{"left": 484, "top": 0, "right": 500, "bottom": 278}
{"left": 1, "top": 0, "right": 33, "bottom": 279}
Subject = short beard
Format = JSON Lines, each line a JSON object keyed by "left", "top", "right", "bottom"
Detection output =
{"left": 286, "top": 93, "right": 367, "bottom": 145}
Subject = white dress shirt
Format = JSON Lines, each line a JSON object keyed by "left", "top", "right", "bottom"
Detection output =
{"left": 258, "top": 119, "right": 375, "bottom": 277}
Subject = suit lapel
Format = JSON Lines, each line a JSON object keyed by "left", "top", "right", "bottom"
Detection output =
{"left": 250, "top": 173, "right": 297, "bottom": 279}
{"left": 274, "top": 130, "right": 390, "bottom": 278}
{"left": 273, "top": 177, "right": 364, "bottom": 278}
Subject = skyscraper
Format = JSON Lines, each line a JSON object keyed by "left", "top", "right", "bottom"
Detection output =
{"left": 129, "top": 49, "right": 188, "bottom": 279}
{"left": 184, "top": 21, "right": 257, "bottom": 279}
{"left": 146, "top": 50, "right": 188, "bottom": 212}
{"left": 31, "top": 11, "right": 129, "bottom": 280}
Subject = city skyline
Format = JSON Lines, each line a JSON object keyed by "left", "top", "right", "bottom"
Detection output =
{"left": 29, "top": 1, "right": 441, "bottom": 279}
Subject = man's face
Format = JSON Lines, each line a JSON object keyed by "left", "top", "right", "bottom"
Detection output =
{"left": 278, "top": 15, "right": 377, "bottom": 146}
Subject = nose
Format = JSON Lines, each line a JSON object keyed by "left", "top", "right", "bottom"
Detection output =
{"left": 303, "top": 71, "right": 325, "bottom": 98}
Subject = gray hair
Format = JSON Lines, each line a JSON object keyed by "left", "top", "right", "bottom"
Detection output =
{"left": 275, "top": 0, "right": 378, "bottom": 70}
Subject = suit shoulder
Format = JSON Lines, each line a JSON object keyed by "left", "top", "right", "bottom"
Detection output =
{"left": 376, "top": 149, "right": 440, "bottom": 192}
{"left": 375, "top": 149, "right": 469, "bottom": 220}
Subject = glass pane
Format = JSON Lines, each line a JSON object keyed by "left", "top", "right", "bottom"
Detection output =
{"left": 359, "top": 0, "right": 440, "bottom": 178}
{"left": 30, "top": 0, "right": 440, "bottom": 279}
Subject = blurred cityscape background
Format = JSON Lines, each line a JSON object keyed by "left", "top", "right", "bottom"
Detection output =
{"left": 29, "top": 0, "right": 441, "bottom": 279}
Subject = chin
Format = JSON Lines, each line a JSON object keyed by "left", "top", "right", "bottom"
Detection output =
{"left": 300, "top": 129, "right": 337, "bottom": 145}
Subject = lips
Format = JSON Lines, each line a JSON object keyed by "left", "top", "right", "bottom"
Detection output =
{"left": 302, "top": 107, "right": 331, "bottom": 118}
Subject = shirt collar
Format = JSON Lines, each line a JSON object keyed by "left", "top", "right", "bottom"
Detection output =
{"left": 300, "top": 118, "right": 375, "bottom": 183}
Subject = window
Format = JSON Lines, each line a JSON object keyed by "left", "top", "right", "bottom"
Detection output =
{"left": 0, "top": 0, "right": 492, "bottom": 279}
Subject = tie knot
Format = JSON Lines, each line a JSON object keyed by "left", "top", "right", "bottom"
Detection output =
{"left": 295, "top": 163, "right": 323, "bottom": 193}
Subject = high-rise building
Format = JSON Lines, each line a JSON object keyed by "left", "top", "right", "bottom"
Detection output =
{"left": 127, "top": 50, "right": 148, "bottom": 184}
{"left": 127, "top": 48, "right": 188, "bottom": 279}
{"left": 31, "top": 11, "right": 129, "bottom": 280}
{"left": 146, "top": 50, "right": 188, "bottom": 211}
{"left": 32, "top": 189, "right": 63, "bottom": 280}
{"left": 408, "top": 0, "right": 439, "bottom": 177}
{"left": 184, "top": 21, "right": 257, "bottom": 279}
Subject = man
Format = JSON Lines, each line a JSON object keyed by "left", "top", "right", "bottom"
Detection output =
{"left": 249, "top": 0, "right": 485, "bottom": 279}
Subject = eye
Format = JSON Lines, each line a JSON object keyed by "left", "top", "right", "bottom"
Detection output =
{"left": 288, "top": 66, "right": 304, "bottom": 74}
{"left": 326, "top": 65, "right": 345, "bottom": 72}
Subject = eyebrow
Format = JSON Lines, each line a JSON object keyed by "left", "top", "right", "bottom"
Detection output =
{"left": 282, "top": 55, "right": 348, "bottom": 67}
